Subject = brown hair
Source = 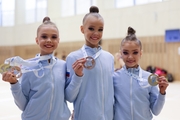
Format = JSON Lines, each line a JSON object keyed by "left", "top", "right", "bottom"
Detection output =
{"left": 82, "top": 6, "right": 103, "bottom": 24}
{"left": 121, "top": 27, "right": 142, "bottom": 50}
{"left": 37, "top": 16, "right": 58, "bottom": 35}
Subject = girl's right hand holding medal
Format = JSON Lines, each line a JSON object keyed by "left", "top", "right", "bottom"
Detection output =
{"left": 2, "top": 71, "right": 18, "bottom": 84}
{"left": 72, "top": 58, "right": 86, "bottom": 77}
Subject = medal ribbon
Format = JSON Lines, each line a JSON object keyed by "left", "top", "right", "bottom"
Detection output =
{"left": 4, "top": 53, "right": 56, "bottom": 78}
{"left": 81, "top": 45, "right": 102, "bottom": 60}
{"left": 122, "top": 66, "right": 150, "bottom": 88}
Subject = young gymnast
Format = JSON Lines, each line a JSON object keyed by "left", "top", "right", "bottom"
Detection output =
{"left": 1, "top": 17, "right": 71, "bottom": 120}
{"left": 113, "top": 27, "right": 169, "bottom": 120}
{"left": 65, "top": 6, "right": 114, "bottom": 120}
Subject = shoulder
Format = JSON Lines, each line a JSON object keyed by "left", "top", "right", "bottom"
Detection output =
{"left": 55, "top": 58, "right": 66, "bottom": 64}
{"left": 113, "top": 68, "right": 124, "bottom": 78}
{"left": 66, "top": 49, "right": 83, "bottom": 65}
{"left": 140, "top": 67, "right": 152, "bottom": 78}
{"left": 113, "top": 68, "right": 125, "bottom": 85}
{"left": 102, "top": 50, "right": 113, "bottom": 56}
{"left": 66, "top": 49, "right": 82, "bottom": 59}
{"left": 55, "top": 58, "right": 66, "bottom": 67}
{"left": 101, "top": 50, "right": 114, "bottom": 59}
{"left": 142, "top": 69, "right": 151, "bottom": 75}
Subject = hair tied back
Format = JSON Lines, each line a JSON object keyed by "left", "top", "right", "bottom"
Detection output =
{"left": 89, "top": 6, "right": 99, "bottom": 13}
{"left": 43, "top": 16, "right": 51, "bottom": 23}
{"left": 127, "top": 27, "right": 136, "bottom": 36}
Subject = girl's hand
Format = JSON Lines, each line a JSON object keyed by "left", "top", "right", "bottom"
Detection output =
{"left": 158, "top": 76, "right": 169, "bottom": 95}
{"left": 72, "top": 58, "right": 86, "bottom": 77}
{"left": 2, "top": 71, "right": 18, "bottom": 84}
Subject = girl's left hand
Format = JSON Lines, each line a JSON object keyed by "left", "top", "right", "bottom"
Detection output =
{"left": 158, "top": 76, "right": 169, "bottom": 95}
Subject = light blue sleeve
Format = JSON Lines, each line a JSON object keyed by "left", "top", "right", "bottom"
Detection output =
{"left": 150, "top": 86, "right": 165, "bottom": 115}
{"left": 65, "top": 54, "right": 83, "bottom": 102}
{"left": 10, "top": 74, "right": 29, "bottom": 111}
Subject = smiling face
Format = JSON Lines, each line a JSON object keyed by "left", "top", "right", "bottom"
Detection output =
{"left": 36, "top": 25, "right": 59, "bottom": 55}
{"left": 81, "top": 15, "right": 104, "bottom": 48}
{"left": 120, "top": 41, "right": 142, "bottom": 68}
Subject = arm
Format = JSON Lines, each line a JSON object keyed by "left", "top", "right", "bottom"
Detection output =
{"left": 150, "top": 88, "right": 165, "bottom": 116}
{"left": 150, "top": 76, "right": 169, "bottom": 115}
{"left": 65, "top": 55, "right": 86, "bottom": 102}
{"left": 11, "top": 79, "right": 29, "bottom": 111}
{"left": 2, "top": 71, "right": 29, "bottom": 111}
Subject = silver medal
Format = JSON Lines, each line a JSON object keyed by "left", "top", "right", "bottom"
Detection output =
{"left": 84, "top": 56, "right": 96, "bottom": 69}
{"left": 148, "top": 74, "right": 158, "bottom": 86}
{"left": 0, "top": 63, "right": 22, "bottom": 78}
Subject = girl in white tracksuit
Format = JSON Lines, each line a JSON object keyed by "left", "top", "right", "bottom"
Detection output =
{"left": 113, "top": 27, "right": 169, "bottom": 120}
{"left": 65, "top": 6, "right": 114, "bottom": 120}
{"left": 2, "top": 17, "right": 70, "bottom": 120}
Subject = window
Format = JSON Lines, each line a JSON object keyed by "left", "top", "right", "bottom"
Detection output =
{"left": 36, "top": 0, "right": 47, "bottom": 21}
{"left": 61, "top": 0, "right": 74, "bottom": 17}
{"left": 136, "top": 0, "right": 162, "bottom": 5}
{"left": 76, "top": 0, "right": 95, "bottom": 14}
{"left": 115, "top": 0, "right": 163, "bottom": 8}
{"left": 115, "top": 0, "right": 134, "bottom": 8}
{"left": 61, "top": 0, "right": 96, "bottom": 17}
{"left": 26, "top": 0, "right": 47, "bottom": 23}
{"left": 0, "top": 0, "right": 15, "bottom": 26}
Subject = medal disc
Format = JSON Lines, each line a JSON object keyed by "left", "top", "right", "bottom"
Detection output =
{"left": 0, "top": 63, "right": 22, "bottom": 78}
{"left": 84, "top": 56, "right": 95, "bottom": 69}
{"left": 148, "top": 74, "right": 158, "bottom": 86}
{"left": 0, "top": 64, "right": 11, "bottom": 74}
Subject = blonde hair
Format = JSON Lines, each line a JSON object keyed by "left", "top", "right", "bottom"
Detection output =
{"left": 37, "top": 16, "right": 58, "bottom": 35}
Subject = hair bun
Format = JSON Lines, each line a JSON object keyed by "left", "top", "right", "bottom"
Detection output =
{"left": 127, "top": 27, "right": 136, "bottom": 35}
{"left": 89, "top": 6, "right": 99, "bottom": 13}
{"left": 43, "top": 16, "right": 51, "bottom": 23}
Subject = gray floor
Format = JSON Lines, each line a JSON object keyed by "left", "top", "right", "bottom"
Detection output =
{"left": 0, "top": 74, "right": 180, "bottom": 120}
